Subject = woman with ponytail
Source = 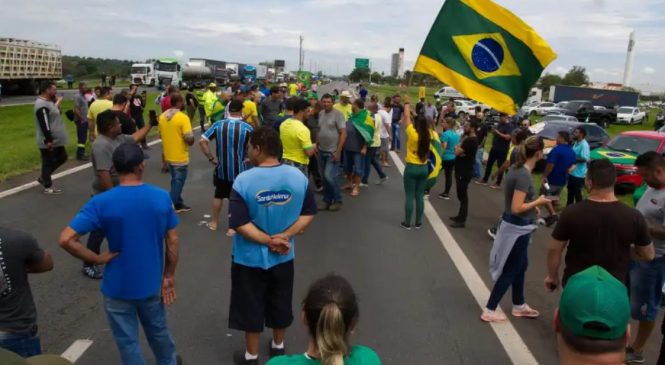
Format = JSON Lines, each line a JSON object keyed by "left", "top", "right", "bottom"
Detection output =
{"left": 267, "top": 275, "right": 381, "bottom": 365}
{"left": 400, "top": 96, "right": 438, "bottom": 230}
{"left": 482, "top": 136, "right": 552, "bottom": 323}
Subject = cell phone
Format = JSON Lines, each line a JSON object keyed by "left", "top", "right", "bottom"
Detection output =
{"left": 149, "top": 110, "right": 158, "bottom": 126}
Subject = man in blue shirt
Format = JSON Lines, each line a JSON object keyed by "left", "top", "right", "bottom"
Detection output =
{"left": 567, "top": 127, "right": 591, "bottom": 206}
{"left": 199, "top": 100, "right": 253, "bottom": 235}
{"left": 228, "top": 127, "right": 317, "bottom": 365}
{"left": 542, "top": 131, "right": 576, "bottom": 224}
{"left": 59, "top": 143, "right": 181, "bottom": 365}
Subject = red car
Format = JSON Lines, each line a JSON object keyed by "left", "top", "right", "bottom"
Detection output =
{"left": 591, "top": 131, "right": 665, "bottom": 189}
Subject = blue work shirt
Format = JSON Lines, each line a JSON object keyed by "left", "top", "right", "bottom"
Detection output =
{"left": 440, "top": 129, "right": 460, "bottom": 161}
{"left": 571, "top": 139, "right": 591, "bottom": 178}
{"left": 229, "top": 164, "right": 317, "bottom": 269}
{"left": 547, "top": 144, "right": 577, "bottom": 186}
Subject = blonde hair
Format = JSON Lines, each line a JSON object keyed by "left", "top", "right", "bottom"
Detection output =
{"left": 515, "top": 136, "right": 544, "bottom": 168}
{"left": 316, "top": 303, "right": 348, "bottom": 365}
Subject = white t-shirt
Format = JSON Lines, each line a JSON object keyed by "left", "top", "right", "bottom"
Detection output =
{"left": 636, "top": 187, "right": 665, "bottom": 257}
{"left": 378, "top": 109, "right": 392, "bottom": 139}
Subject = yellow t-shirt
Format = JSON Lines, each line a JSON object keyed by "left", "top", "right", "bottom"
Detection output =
{"left": 405, "top": 124, "right": 437, "bottom": 165}
{"left": 242, "top": 99, "right": 259, "bottom": 126}
{"left": 288, "top": 84, "right": 298, "bottom": 96}
{"left": 372, "top": 113, "right": 382, "bottom": 147}
{"left": 334, "top": 103, "right": 352, "bottom": 120}
{"left": 87, "top": 99, "right": 113, "bottom": 125}
{"left": 280, "top": 118, "right": 313, "bottom": 165}
{"left": 158, "top": 111, "right": 193, "bottom": 164}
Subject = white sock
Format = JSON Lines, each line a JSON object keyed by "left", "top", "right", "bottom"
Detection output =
{"left": 245, "top": 351, "right": 258, "bottom": 360}
{"left": 272, "top": 339, "right": 284, "bottom": 349}
{"left": 513, "top": 304, "right": 526, "bottom": 310}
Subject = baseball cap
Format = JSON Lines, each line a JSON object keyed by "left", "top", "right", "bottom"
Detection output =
{"left": 340, "top": 90, "right": 352, "bottom": 98}
{"left": 559, "top": 265, "right": 629, "bottom": 340}
{"left": 208, "top": 82, "right": 217, "bottom": 88}
{"left": 113, "top": 143, "right": 145, "bottom": 174}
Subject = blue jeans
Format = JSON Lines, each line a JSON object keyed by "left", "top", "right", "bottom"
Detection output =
{"left": 0, "top": 331, "right": 41, "bottom": 357}
{"left": 486, "top": 213, "right": 534, "bottom": 311}
{"left": 318, "top": 152, "right": 342, "bottom": 205}
{"left": 630, "top": 255, "right": 665, "bottom": 322}
{"left": 362, "top": 147, "right": 386, "bottom": 184}
{"left": 391, "top": 123, "right": 401, "bottom": 150}
{"left": 104, "top": 295, "right": 177, "bottom": 365}
{"left": 168, "top": 164, "right": 188, "bottom": 207}
{"left": 473, "top": 147, "right": 484, "bottom": 179}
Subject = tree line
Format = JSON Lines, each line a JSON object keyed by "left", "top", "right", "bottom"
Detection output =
{"left": 62, "top": 55, "right": 138, "bottom": 80}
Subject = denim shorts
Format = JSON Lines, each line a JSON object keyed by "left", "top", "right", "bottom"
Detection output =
{"left": 343, "top": 151, "right": 365, "bottom": 177}
{"left": 630, "top": 255, "right": 665, "bottom": 321}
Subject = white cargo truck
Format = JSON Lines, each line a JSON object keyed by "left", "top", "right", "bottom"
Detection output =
{"left": 0, "top": 38, "right": 62, "bottom": 95}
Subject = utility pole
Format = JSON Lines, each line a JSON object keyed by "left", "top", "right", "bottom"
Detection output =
{"left": 299, "top": 35, "right": 304, "bottom": 71}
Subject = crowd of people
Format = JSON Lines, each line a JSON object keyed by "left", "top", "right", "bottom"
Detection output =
{"left": 1, "top": 78, "right": 665, "bottom": 364}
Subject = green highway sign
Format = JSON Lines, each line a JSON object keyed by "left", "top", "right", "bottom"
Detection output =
{"left": 355, "top": 58, "right": 369, "bottom": 69}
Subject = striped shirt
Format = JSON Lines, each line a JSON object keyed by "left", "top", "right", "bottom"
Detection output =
{"left": 202, "top": 118, "right": 254, "bottom": 181}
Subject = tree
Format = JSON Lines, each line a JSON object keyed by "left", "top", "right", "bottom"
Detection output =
{"left": 538, "top": 73, "right": 563, "bottom": 91}
{"left": 562, "top": 66, "right": 590, "bottom": 86}
{"left": 370, "top": 72, "right": 382, "bottom": 83}
{"left": 348, "top": 67, "right": 370, "bottom": 82}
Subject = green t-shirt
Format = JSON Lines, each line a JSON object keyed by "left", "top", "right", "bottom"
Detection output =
{"left": 266, "top": 346, "right": 380, "bottom": 365}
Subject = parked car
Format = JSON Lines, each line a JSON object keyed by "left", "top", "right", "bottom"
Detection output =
{"left": 531, "top": 120, "right": 609, "bottom": 172}
{"left": 453, "top": 99, "right": 477, "bottom": 118}
{"left": 541, "top": 114, "right": 580, "bottom": 123}
{"left": 654, "top": 106, "right": 665, "bottom": 130}
{"left": 521, "top": 101, "right": 558, "bottom": 116}
{"left": 545, "top": 100, "right": 617, "bottom": 128}
{"left": 615, "top": 106, "right": 646, "bottom": 125}
{"left": 591, "top": 131, "right": 665, "bottom": 189}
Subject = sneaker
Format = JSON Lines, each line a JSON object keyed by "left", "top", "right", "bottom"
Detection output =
{"left": 328, "top": 203, "right": 342, "bottom": 212}
{"left": 318, "top": 203, "right": 330, "bottom": 211}
{"left": 414, "top": 223, "right": 423, "bottom": 230}
{"left": 375, "top": 176, "right": 389, "bottom": 185}
{"left": 450, "top": 221, "right": 466, "bottom": 229}
{"left": 400, "top": 222, "right": 412, "bottom": 231}
{"left": 487, "top": 227, "right": 497, "bottom": 240}
{"left": 43, "top": 187, "right": 63, "bottom": 195}
{"left": 438, "top": 193, "right": 450, "bottom": 200}
{"left": 511, "top": 304, "right": 540, "bottom": 319}
{"left": 233, "top": 350, "right": 258, "bottom": 365}
{"left": 625, "top": 347, "right": 645, "bottom": 364}
{"left": 480, "top": 309, "right": 507, "bottom": 323}
{"left": 175, "top": 204, "right": 192, "bottom": 213}
{"left": 359, "top": 183, "right": 369, "bottom": 188}
{"left": 537, "top": 218, "right": 547, "bottom": 226}
{"left": 268, "top": 340, "right": 286, "bottom": 358}
{"left": 37, "top": 177, "right": 44, "bottom": 187}
{"left": 82, "top": 265, "right": 103, "bottom": 280}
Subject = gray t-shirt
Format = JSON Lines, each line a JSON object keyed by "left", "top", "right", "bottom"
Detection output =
{"left": 34, "top": 97, "right": 68, "bottom": 148}
{"left": 317, "top": 109, "right": 346, "bottom": 153}
{"left": 260, "top": 98, "right": 282, "bottom": 126}
{"left": 73, "top": 93, "right": 89, "bottom": 122}
{"left": 344, "top": 121, "right": 366, "bottom": 153}
{"left": 0, "top": 227, "right": 45, "bottom": 334}
{"left": 91, "top": 134, "right": 135, "bottom": 193}
{"left": 504, "top": 165, "right": 536, "bottom": 219}
{"left": 636, "top": 187, "right": 665, "bottom": 257}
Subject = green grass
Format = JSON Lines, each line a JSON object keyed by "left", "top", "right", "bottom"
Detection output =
{"left": 0, "top": 91, "right": 161, "bottom": 181}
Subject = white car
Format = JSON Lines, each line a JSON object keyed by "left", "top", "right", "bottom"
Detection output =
{"left": 521, "top": 102, "right": 558, "bottom": 116}
{"left": 453, "top": 100, "right": 477, "bottom": 118}
{"left": 616, "top": 106, "right": 646, "bottom": 124}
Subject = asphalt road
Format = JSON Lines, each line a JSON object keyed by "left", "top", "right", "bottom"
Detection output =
{"left": 1, "top": 84, "right": 663, "bottom": 364}
{"left": 0, "top": 86, "right": 159, "bottom": 107}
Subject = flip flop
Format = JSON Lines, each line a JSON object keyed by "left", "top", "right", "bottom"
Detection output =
{"left": 205, "top": 222, "right": 217, "bottom": 231}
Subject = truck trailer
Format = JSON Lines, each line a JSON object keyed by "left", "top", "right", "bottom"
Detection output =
{"left": 0, "top": 38, "right": 62, "bottom": 95}
{"left": 548, "top": 85, "right": 639, "bottom": 108}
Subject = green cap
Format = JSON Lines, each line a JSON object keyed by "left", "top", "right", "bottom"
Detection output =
{"left": 559, "top": 265, "right": 629, "bottom": 340}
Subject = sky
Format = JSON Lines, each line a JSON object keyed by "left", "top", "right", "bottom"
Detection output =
{"left": 2, "top": 0, "right": 664, "bottom": 92}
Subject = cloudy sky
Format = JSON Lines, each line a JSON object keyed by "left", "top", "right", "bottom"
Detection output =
{"left": 3, "top": 0, "right": 664, "bottom": 91}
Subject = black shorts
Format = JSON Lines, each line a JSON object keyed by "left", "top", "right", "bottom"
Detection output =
{"left": 229, "top": 260, "right": 294, "bottom": 332}
{"left": 213, "top": 175, "right": 232, "bottom": 199}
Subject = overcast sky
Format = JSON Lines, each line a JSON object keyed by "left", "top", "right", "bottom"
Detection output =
{"left": 3, "top": 0, "right": 664, "bottom": 91}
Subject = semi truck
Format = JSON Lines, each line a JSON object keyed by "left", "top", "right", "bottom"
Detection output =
{"left": 182, "top": 58, "right": 230, "bottom": 87}
{"left": 0, "top": 37, "right": 62, "bottom": 95}
{"left": 130, "top": 62, "right": 157, "bottom": 86}
{"left": 548, "top": 85, "right": 639, "bottom": 108}
{"left": 130, "top": 58, "right": 182, "bottom": 87}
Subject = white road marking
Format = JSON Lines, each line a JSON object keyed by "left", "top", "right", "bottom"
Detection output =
{"left": 389, "top": 151, "right": 539, "bottom": 365}
{"left": 0, "top": 127, "right": 201, "bottom": 200}
{"left": 61, "top": 339, "right": 93, "bottom": 362}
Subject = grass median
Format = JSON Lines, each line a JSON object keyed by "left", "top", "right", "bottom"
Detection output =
{"left": 0, "top": 91, "right": 162, "bottom": 181}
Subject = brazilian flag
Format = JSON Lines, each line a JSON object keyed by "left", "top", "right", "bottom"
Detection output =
{"left": 426, "top": 138, "right": 444, "bottom": 192}
{"left": 414, "top": 0, "right": 557, "bottom": 115}
{"left": 349, "top": 109, "right": 375, "bottom": 144}
{"left": 297, "top": 71, "right": 312, "bottom": 88}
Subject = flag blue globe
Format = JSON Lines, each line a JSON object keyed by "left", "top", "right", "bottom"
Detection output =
{"left": 471, "top": 38, "right": 504, "bottom": 73}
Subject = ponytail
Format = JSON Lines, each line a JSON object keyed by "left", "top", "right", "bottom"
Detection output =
{"left": 316, "top": 303, "right": 348, "bottom": 365}
{"left": 414, "top": 115, "right": 431, "bottom": 162}
{"left": 515, "top": 136, "right": 544, "bottom": 168}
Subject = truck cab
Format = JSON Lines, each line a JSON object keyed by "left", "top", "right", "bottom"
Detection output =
{"left": 154, "top": 58, "right": 182, "bottom": 88}
{"left": 130, "top": 63, "right": 156, "bottom": 86}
